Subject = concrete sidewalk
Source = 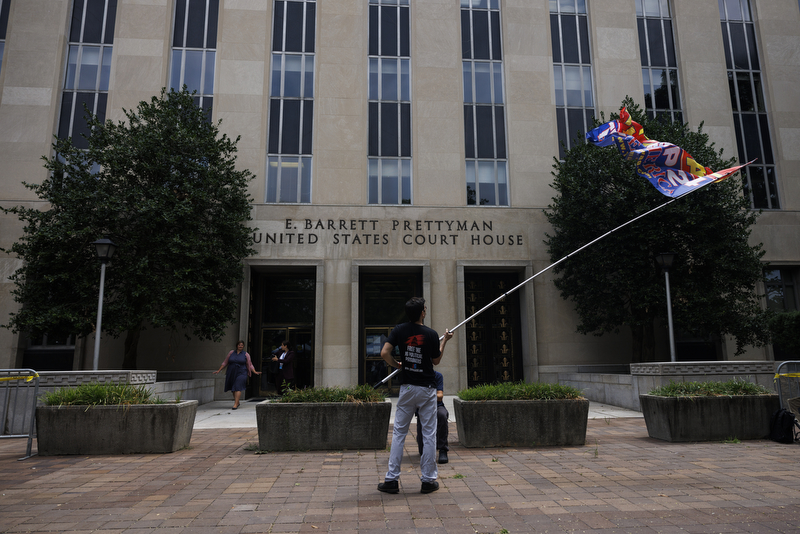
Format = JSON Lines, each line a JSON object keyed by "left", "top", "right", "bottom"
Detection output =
{"left": 193, "top": 396, "right": 644, "bottom": 429}
{"left": 2, "top": 400, "right": 799, "bottom": 533}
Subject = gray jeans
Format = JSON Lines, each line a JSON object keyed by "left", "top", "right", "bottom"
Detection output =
{"left": 385, "top": 384, "right": 438, "bottom": 483}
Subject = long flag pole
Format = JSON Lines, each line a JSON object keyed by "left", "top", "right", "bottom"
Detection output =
{"left": 372, "top": 185, "right": 702, "bottom": 389}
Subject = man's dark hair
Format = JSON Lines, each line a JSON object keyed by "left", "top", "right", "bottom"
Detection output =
{"left": 405, "top": 297, "right": 425, "bottom": 322}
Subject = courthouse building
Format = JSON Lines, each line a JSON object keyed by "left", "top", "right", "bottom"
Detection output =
{"left": 0, "top": 0, "right": 798, "bottom": 396}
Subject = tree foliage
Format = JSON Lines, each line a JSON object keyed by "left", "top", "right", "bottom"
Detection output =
{"left": 545, "top": 99, "right": 769, "bottom": 361}
{"left": 2, "top": 88, "right": 255, "bottom": 369}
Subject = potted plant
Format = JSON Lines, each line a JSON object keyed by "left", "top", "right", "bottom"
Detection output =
{"left": 453, "top": 381, "right": 589, "bottom": 447}
{"left": 639, "top": 378, "right": 779, "bottom": 442}
{"left": 256, "top": 385, "right": 391, "bottom": 451}
{"left": 36, "top": 383, "right": 197, "bottom": 455}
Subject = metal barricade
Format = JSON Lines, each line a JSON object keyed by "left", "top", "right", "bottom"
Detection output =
{"left": 774, "top": 361, "right": 800, "bottom": 417}
{"left": 0, "top": 369, "right": 40, "bottom": 460}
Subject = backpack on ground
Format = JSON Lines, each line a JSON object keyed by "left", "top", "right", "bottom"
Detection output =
{"left": 769, "top": 408, "right": 798, "bottom": 444}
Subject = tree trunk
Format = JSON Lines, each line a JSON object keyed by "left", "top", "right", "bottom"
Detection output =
{"left": 122, "top": 323, "right": 143, "bottom": 370}
{"left": 630, "top": 321, "right": 656, "bottom": 363}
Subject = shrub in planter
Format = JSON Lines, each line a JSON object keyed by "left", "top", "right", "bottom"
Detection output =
{"left": 256, "top": 385, "right": 391, "bottom": 451}
{"left": 640, "top": 378, "right": 779, "bottom": 442}
{"left": 36, "top": 383, "right": 197, "bottom": 455}
{"left": 454, "top": 381, "right": 589, "bottom": 447}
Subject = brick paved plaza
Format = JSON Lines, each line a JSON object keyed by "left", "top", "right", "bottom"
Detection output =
{"left": 1, "top": 416, "right": 799, "bottom": 533}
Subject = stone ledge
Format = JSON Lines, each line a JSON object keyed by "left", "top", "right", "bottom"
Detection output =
{"left": 37, "top": 370, "right": 157, "bottom": 386}
{"left": 631, "top": 361, "right": 775, "bottom": 376}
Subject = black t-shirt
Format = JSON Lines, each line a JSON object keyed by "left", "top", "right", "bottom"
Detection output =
{"left": 387, "top": 322, "right": 440, "bottom": 388}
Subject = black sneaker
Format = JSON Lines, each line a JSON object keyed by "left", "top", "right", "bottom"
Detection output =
{"left": 420, "top": 481, "right": 439, "bottom": 494}
{"left": 437, "top": 450, "right": 448, "bottom": 464}
{"left": 378, "top": 480, "right": 399, "bottom": 494}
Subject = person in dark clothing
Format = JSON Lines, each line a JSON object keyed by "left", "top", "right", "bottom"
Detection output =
{"left": 271, "top": 340, "right": 295, "bottom": 394}
{"left": 416, "top": 370, "right": 449, "bottom": 464}
{"left": 214, "top": 340, "right": 260, "bottom": 409}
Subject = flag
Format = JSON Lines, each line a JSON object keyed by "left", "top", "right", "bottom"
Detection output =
{"left": 586, "top": 108, "right": 752, "bottom": 198}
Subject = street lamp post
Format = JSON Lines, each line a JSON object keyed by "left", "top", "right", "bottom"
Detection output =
{"left": 655, "top": 252, "right": 677, "bottom": 363}
{"left": 92, "top": 238, "right": 117, "bottom": 370}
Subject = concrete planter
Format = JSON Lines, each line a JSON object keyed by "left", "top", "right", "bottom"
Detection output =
{"left": 256, "top": 400, "right": 391, "bottom": 451}
{"left": 453, "top": 398, "right": 590, "bottom": 447}
{"left": 36, "top": 400, "right": 198, "bottom": 455}
{"left": 639, "top": 394, "right": 780, "bottom": 442}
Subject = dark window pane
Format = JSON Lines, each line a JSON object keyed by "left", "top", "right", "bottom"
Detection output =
{"left": 104, "top": 0, "right": 116, "bottom": 44}
{"left": 368, "top": 102, "right": 378, "bottom": 156}
{"left": 669, "top": 70, "right": 680, "bottom": 109}
{"left": 380, "top": 102, "right": 398, "bottom": 156}
{"left": 759, "top": 114, "right": 773, "bottom": 164}
{"left": 557, "top": 109, "right": 567, "bottom": 159}
{"left": 647, "top": 19, "right": 665, "bottom": 66}
{"left": 637, "top": 18, "right": 647, "bottom": 66}
{"left": 58, "top": 93, "right": 74, "bottom": 139}
{"left": 475, "top": 105, "right": 494, "bottom": 158}
{"left": 301, "top": 100, "right": 313, "bottom": 154}
{"left": 464, "top": 106, "right": 475, "bottom": 159}
{"left": 472, "top": 10, "right": 490, "bottom": 60}
{"left": 382, "top": 173, "right": 398, "bottom": 204}
{"left": 369, "top": 5, "right": 378, "bottom": 56}
{"left": 461, "top": 10, "right": 471, "bottom": 59}
{"left": 207, "top": 0, "right": 219, "bottom": 47}
{"left": 285, "top": 1, "right": 303, "bottom": 52}
{"left": 567, "top": 107, "right": 585, "bottom": 144}
{"left": 71, "top": 0, "right": 85, "bottom": 42}
{"left": 479, "top": 179, "right": 495, "bottom": 205}
{"left": 400, "top": 103, "right": 411, "bottom": 157}
{"left": 400, "top": 7, "right": 409, "bottom": 57}
{"left": 766, "top": 167, "right": 779, "bottom": 208}
{"left": 561, "top": 15, "right": 579, "bottom": 63}
{"left": 753, "top": 72, "right": 765, "bottom": 111}
{"left": 305, "top": 2, "right": 315, "bottom": 52}
{"left": 268, "top": 99, "right": 281, "bottom": 153}
{"left": 273, "top": 1, "right": 284, "bottom": 51}
{"left": 664, "top": 20, "right": 676, "bottom": 67}
{"left": 733, "top": 115, "right": 746, "bottom": 163}
{"left": 729, "top": 23, "right": 748, "bottom": 69}
{"left": 281, "top": 99, "right": 301, "bottom": 154}
{"left": 381, "top": 6, "right": 397, "bottom": 56}
{"left": 201, "top": 96, "right": 213, "bottom": 123}
{"left": 728, "top": 72, "right": 737, "bottom": 111}
{"left": 741, "top": 113, "right": 761, "bottom": 162}
{"left": 578, "top": 15, "right": 590, "bottom": 63}
{"left": 173, "top": 0, "right": 186, "bottom": 47}
{"left": 83, "top": 0, "right": 106, "bottom": 43}
{"left": 185, "top": 0, "right": 206, "bottom": 48}
{"left": 749, "top": 167, "right": 768, "bottom": 209}
{"left": 0, "top": 0, "right": 9, "bottom": 40}
{"left": 720, "top": 22, "right": 732, "bottom": 69}
{"left": 654, "top": 69, "right": 670, "bottom": 109}
{"left": 72, "top": 92, "right": 96, "bottom": 149}
{"left": 96, "top": 92, "right": 107, "bottom": 125}
{"left": 746, "top": 23, "right": 759, "bottom": 70}
{"left": 495, "top": 107, "right": 506, "bottom": 159}
{"left": 737, "top": 72, "right": 753, "bottom": 111}
{"left": 551, "top": 14, "right": 562, "bottom": 62}
{"left": 491, "top": 11, "right": 501, "bottom": 60}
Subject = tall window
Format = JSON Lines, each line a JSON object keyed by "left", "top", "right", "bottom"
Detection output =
{"left": 267, "top": 0, "right": 316, "bottom": 204}
{"left": 58, "top": 0, "right": 117, "bottom": 149}
{"left": 720, "top": 0, "right": 779, "bottom": 209}
{"left": 550, "top": 0, "right": 594, "bottom": 161}
{"left": 636, "top": 0, "right": 681, "bottom": 122}
{"left": 169, "top": 0, "right": 218, "bottom": 118}
{"left": 765, "top": 267, "right": 799, "bottom": 360}
{"left": 462, "top": 0, "right": 507, "bottom": 206}
{"left": 0, "top": 0, "right": 10, "bottom": 77}
{"left": 368, "top": 0, "right": 411, "bottom": 205}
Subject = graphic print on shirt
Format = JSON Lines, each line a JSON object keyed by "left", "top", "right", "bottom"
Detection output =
{"left": 404, "top": 334, "right": 425, "bottom": 373}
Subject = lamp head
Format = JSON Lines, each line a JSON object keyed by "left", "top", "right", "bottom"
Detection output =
{"left": 655, "top": 252, "right": 676, "bottom": 271}
{"left": 92, "top": 238, "right": 117, "bottom": 263}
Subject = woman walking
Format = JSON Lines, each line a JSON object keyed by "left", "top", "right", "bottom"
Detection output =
{"left": 214, "top": 340, "right": 260, "bottom": 409}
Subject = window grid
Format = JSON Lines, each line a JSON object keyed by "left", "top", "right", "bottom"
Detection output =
{"left": 636, "top": 0, "right": 682, "bottom": 122}
{"left": 551, "top": 0, "right": 595, "bottom": 161}
{"left": 462, "top": 0, "right": 508, "bottom": 207}
{"left": 267, "top": 0, "right": 316, "bottom": 204}
{"left": 720, "top": 0, "right": 779, "bottom": 210}
{"left": 58, "top": 0, "right": 117, "bottom": 149}
{"left": 765, "top": 268, "right": 798, "bottom": 312}
{"left": 0, "top": 0, "right": 9, "bottom": 77}
{"left": 368, "top": 0, "right": 411, "bottom": 205}
{"left": 169, "top": 0, "right": 218, "bottom": 117}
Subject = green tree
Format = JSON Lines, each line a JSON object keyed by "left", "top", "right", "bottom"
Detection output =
{"left": 545, "top": 99, "right": 769, "bottom": 362}
{"left": 2, "top": 88, "right": 255, "bottom": 369}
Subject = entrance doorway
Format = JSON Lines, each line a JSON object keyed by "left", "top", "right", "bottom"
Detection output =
{"left": 249, "top": 269, "right": 316, "bottom": 396}
{"left": 464, "top": 271, "right": 523, "bottom": 387}
{"left": 359, "top": 270, "right": 422, "bottom": 395}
